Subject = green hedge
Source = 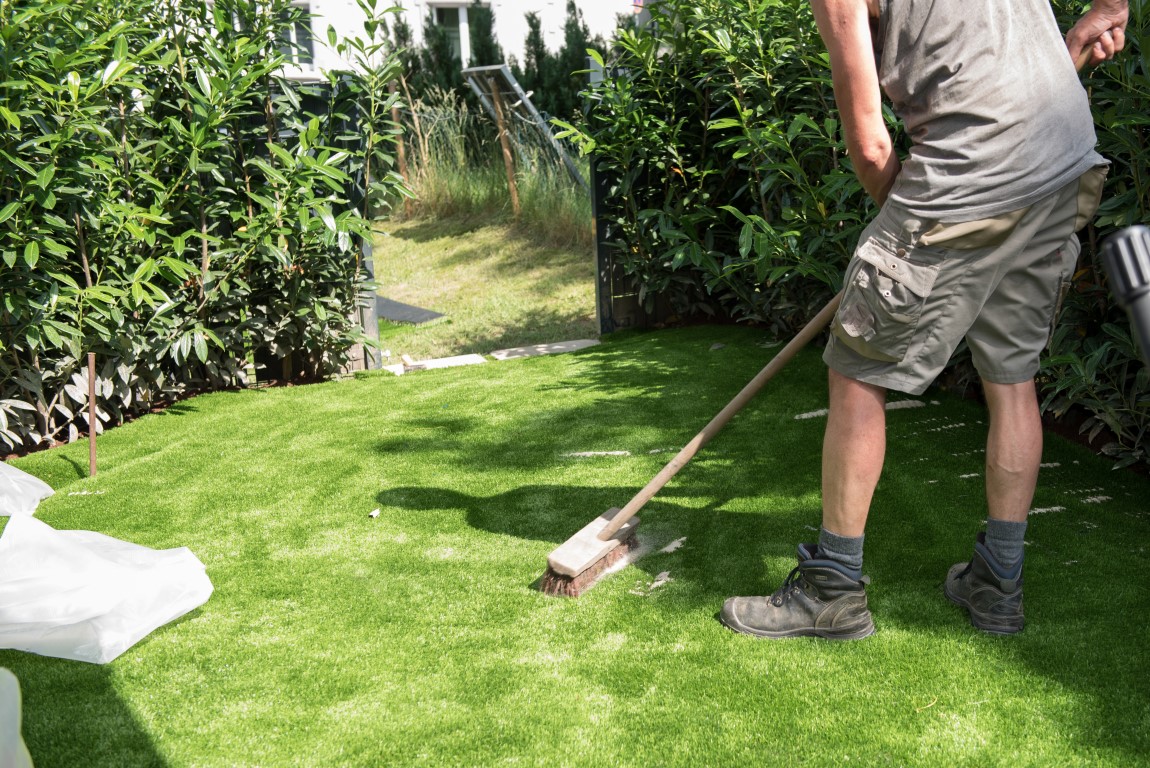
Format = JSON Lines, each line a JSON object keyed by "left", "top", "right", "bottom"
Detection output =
{"left": 565, "top": 0, "right": 1150, "bottom": 466}
{"left": 561, "top": 0, "right": 858, "bottom": 332}
{"left": 0, "top": 0, "right": 406, "bottom": 453}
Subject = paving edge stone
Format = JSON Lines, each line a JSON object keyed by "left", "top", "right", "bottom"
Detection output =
{"left": 489, "top": 339, "right": 600, "bottom": 361}
{"left": 383, "top": 339, "right": 600, "bottom": 376}
{"left": 384, "top": 353, "right": 487, "bottom": 376}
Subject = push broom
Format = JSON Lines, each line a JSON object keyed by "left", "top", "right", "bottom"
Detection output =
{"left": 540, "top": 292, "right": 843, "bottom": 596}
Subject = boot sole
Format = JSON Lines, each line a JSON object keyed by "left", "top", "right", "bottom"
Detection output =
{"left": 719, "top": 612, "right": 875, "bottom": 640}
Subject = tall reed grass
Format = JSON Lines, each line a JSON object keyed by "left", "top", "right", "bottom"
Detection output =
{"left": 397, "top": 88, "right": 593, "bottom": 251}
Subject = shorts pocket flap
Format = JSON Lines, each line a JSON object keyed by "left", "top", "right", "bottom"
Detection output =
{"left": 856, "top": 243, "right": 939, "bottom": 297}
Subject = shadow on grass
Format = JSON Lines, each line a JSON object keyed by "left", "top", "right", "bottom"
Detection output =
{"left": 548, "top": 329, "right": 783, "bottom": 394}
{"left": 375, "top": 333, "right": 821, "bottom": 479}
{"left": 376, "top": 481, "right": 811, "bottom": 549}
{"left": 378, "top": 217, "right": 592, "bottom": 285}
{"left": 0, "top": 652, "right": 168, "bottom": 767}
{"left": 149, "top": 402, "right": 200, "bottom": 417}
{"left": 57, "top": 454, "right": 88, "bottom": 482}
{"left": 379, "top": 216, "right": 488, "bottom": 243}
{"left": 433, "top": 239, "right": 590, "bottom": 279}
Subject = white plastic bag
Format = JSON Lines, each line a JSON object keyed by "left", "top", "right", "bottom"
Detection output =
{"left": 0, "top": 669, "right": 32, "bottom": 768}
{"left": 0, "top": 516, "right": 213, "bottom": 664}
{"left": 0, "top": 464, "right": 52, "bottom": 517}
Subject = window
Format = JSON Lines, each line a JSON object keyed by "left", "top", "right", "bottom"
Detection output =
{"left": 434, "top": 6, "right": 463, "bottom": 63}
{"left": 427, "top": 3, "right": 483, "bottom": 65}
{"left": 279, "top": 1, "right": 314, "bottom": 67}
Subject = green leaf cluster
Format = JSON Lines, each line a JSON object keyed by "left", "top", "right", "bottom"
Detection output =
{"left": 563, "top": 0, "right": 872, "bottom": 333}
{"left": 512, "top": 1, "right": 608, "bottom": 123}
{"left": 0, "top": 0, "right": 408, "bottom": 453}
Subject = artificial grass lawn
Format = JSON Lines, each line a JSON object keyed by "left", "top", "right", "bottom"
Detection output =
{"left": 3, "top": 324, "right": 1149, "bottom": 766}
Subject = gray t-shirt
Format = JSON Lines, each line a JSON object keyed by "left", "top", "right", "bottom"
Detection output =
{"left": 877, "top": 0, "right": 1105, "bottom": 221}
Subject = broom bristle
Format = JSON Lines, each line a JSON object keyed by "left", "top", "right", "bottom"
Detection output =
{"left": 537, "top": 533, "right": 639, "bottom": 597}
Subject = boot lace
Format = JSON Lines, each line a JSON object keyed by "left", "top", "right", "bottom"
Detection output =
{"left": 770, "top": 566, "right": 805, "bottom": 607}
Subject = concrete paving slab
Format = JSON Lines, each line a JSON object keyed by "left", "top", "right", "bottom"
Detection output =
{"left": 381, "top": 341, "right": 598, "bottom": 376}
{"left": 489, "top": 339, "right": 600, "bottom": 361}
{"left": 406, "top": 354, "right": 487, "bottom": 372}
{"left": 382, "top": 354, "right": 486, "bottom": 376}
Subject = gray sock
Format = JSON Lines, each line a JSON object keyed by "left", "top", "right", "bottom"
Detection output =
{"left": 984, "top": 518, "right": 1027, "bottom": 573}
{"left": 817, "top": 527, "right": 864, "bottom": 576}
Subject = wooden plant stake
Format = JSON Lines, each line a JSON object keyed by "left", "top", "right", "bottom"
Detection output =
{"left": 87, "top": 352, "right": 97, "bottom": 477}
{"left": 75, "top": 209, "right": 98, "bottom": 477}
{"left": 487, "top": 76, "right": 520, "bottom": 219}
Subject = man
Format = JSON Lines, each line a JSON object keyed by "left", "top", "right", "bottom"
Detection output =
{"left": 720, "top": 0, "right": 1129, "bottom": 639}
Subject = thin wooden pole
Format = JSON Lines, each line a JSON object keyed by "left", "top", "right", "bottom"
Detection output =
{"left": 487, "top": 76, "right": 520, "bottom": 219}
{"left": 87, "top": 352, "right": 97, "bottom": 477}
{"left": 76, "top": 209, "right": 97, "bottom": 477}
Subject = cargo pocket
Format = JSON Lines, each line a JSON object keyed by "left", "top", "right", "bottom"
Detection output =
{"left": 1074, "top": 165, "right": 1108, "bottom": 232}
{"left": 832, "top": 240, "right": 941, "bottom": 363}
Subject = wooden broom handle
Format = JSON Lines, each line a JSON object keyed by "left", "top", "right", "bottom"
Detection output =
{"left": 598, "top": 292, "right": 843, "bottom": 541}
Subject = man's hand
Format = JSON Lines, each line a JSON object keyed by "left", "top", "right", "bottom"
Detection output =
{"left": 1066, "top": 0, "right": 1129, "bottom": 70}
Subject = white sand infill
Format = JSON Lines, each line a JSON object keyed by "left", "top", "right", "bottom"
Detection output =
{"left": 795, "top": 399, "right": 927, "bottom": 420}
{"left": 629, "top": 571, "right": 673, "bottom": 596}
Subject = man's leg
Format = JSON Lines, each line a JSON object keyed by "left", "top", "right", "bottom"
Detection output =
{"left": 718, "top": 368, "right": 883, "bottom": 640}
{"left": 816, "top": 368, "right": 887, "bottom": 574}
{"left": 943, "top": 379, "right": 1037, "bottom": 634}
{"left": 945, "top": 168, "right": 1099, "bottom": 634}
{"left": 822, "top": 368, "right": 888, "bottom": 539}
{"left": 983, "top": 379, "right": 1042, "bottom": 527}
{"left": 981, "top": 378, "right": 1040, "bottom": 574}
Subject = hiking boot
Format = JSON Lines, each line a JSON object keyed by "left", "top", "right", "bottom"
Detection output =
{"left": 719, "top": 544, "right": 875, "bottom": 640}
{"left": 944, "top": 533, "right": 1024, "bottom": 635}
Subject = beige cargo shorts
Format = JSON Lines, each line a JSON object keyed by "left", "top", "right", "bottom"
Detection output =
{"left": 823, "top": 166, "right": 1108, "bottom": 395}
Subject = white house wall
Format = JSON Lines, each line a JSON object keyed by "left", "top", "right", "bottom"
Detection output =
{"left": 291, "top": 0, "right": 639, "bottom": 80}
